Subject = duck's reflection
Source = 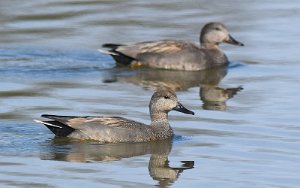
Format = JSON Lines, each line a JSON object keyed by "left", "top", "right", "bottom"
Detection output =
{"left": 40, "top": 137, "right": 194, "bottom": 187}
{"left": 149, "top": 154, "right": 194, "bottom": 187}
{"left": 200, "top": 85, "right": 243, "bottom": 111}
{"left": 104, "top": 66, "right": 242, "bottom": 110}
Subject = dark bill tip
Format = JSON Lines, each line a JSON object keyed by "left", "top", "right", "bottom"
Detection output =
{"left": 225, "top": 35, "right": 244, "bottom": 46}
{"left": 173, "top": 102, "right": 195, "bottom": 115}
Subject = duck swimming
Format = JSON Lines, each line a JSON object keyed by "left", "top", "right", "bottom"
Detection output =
{"left": 99, "top": 22, "right": 244, "bottom": 71}
{"left": 34, "top": 87, "right": 194, "bottom": 143}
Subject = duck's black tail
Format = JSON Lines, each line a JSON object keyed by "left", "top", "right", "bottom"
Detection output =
{"left": 102, "top": 43, "right": 123, "bottom": 50}
{"left": 99, "top": 43, "right": 135, "bottom": 65}
{"left": 34, "top": 119, "right": 75, "bottom": 137}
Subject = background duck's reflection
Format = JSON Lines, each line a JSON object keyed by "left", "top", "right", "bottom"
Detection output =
{"left": 104, "top": 66, "right": 242, "bottom": 110}
{"left": 40, "top": 137, "right": 194, "bottom": 187}
{"left": 200, "top": 85, "right": 243, "bottom": 111}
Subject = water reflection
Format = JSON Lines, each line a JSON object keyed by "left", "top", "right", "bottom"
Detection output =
{"left": 200, "top": 86, "right": 243, "bottom": 111}
{"left": 104, "top": 66, "right": 242, "bottom": 110}
{"left": 40, "top": 137, "right": 194, "bottom": 187}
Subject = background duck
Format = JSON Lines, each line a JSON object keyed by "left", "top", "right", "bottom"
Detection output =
{"left": 99, "top": 22, "right": 244, "bottom": 71}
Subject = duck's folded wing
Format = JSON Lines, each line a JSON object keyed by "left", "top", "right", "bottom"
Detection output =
{"left": 41, "top": 114, "right": 145, "bottom": 130}
{"left": 116, "top": 40, "right": 194, "bottom": 58}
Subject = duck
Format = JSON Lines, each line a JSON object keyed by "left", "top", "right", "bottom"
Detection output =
{"left": 99, "top": 22, "right": 244, "bottom": 71}
{"left": 34, "top": 87, "right": 194, "bottom": 143}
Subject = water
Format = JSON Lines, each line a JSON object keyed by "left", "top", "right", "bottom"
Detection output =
{"left": 0, "top": 0, "right": 300, "bottom": 187}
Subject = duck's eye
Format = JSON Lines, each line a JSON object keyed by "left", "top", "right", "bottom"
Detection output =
{"left": 215, "top": 27, "right": 221, "bottom": 31}
{"left": 164, "top": 95, "right": 170, "bottom": 99}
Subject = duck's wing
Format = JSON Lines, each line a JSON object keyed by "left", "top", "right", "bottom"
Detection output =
{"left": 104, "top": 40, "right": 199, "bottom": 59}
{"left": 39, "top": 114, "right": 146, "bottom": 129}
{"left": 35, "top": 114, "right": 148, "bottom": 138}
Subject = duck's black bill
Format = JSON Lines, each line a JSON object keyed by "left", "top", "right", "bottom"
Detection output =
{"left": 173, "top": 102, "right": 195, "bottom": 115}
{"left": 225, "top": 35, "right": 244, "bottom": 46}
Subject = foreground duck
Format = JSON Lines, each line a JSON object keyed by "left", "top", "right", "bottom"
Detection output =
{"left": 34, "top": 87, "right": 194, "bottom": 143}
{"left": 99, "top": 22, "right": 244, "bottom": 71}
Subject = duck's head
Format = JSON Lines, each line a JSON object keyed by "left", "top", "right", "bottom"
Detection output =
{"left": 149, "top": 87, "right": 194, "bottom": 116}
{"left": 200, "top": 22, "right": 244, "bottom": 47}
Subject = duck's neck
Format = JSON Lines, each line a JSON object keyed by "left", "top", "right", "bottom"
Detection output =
{"left": 201, "top": 42, "right": 228, "bottom": 65}
{"left": 150, "top": 111, "right": 173, "bottom": 138}
{"left": 150, "top": 112, "right": 169, "bottom": 125}
{"left": 201, "top": 42, "right": 220, "bottom": 49}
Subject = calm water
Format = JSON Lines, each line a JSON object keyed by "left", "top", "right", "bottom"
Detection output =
{"left": 1, "top": 0, "right": 300, "bottom": 187}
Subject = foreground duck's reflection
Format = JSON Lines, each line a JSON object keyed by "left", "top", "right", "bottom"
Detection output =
{"left": 40, "top": 137, "right": 194, "bottom": 187}
{"left": 104, "top": 66, "right": 242, "bottom": 110}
